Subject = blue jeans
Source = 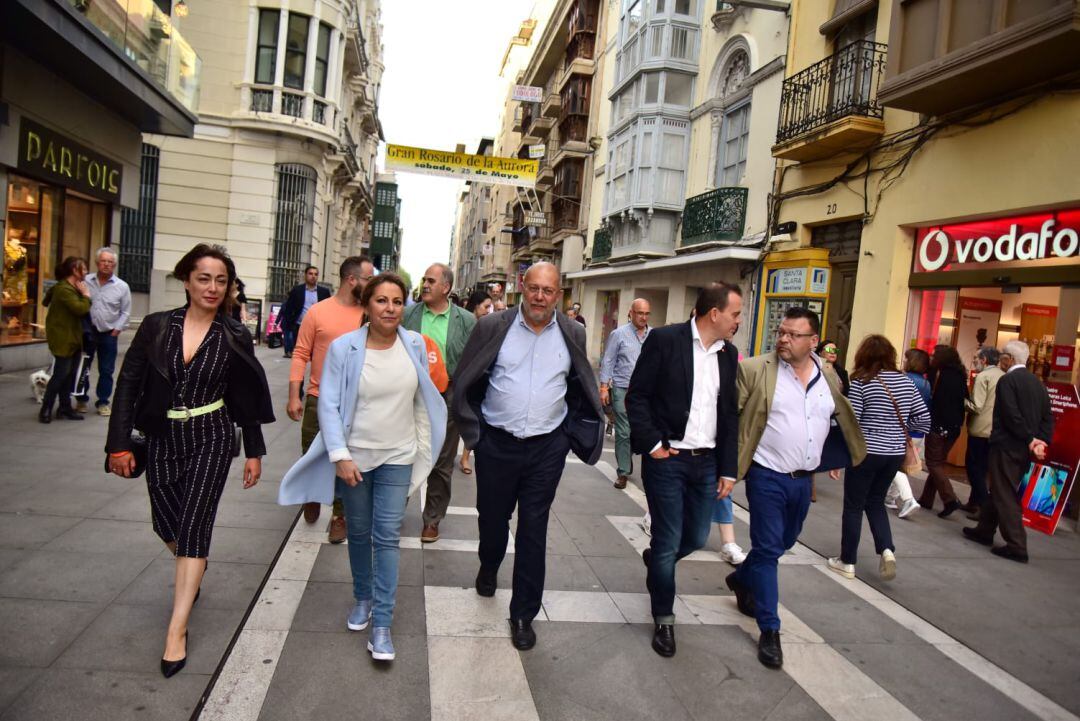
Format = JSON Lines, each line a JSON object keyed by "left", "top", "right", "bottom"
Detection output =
{"left": 712, "top": 495, "right": 733, "bottom": 524}
{"left": 735, "top": 464, "right": 812, "bottom": 631}
{"left": 337, "top": 463, "right": 412, "bottom": 628}
{"left": 642, "top": 452, "right": 718, "bottom": 623}
{"left": 75, "top": 330, "right": 118, "bottom": 406}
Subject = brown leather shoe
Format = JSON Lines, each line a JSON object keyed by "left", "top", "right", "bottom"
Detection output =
{"left": 421, "top": 524, "right": 440, "bottom": 543}
{"left": 613, "top": 476, "right": 628, "bottom": 490}
{"left": 303, "top": 502, "right": 321, "bottom": 524}
{"left": 328, "top": 515, "right": 347, "bottom": 544}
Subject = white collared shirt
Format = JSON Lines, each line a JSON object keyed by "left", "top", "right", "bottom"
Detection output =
{"left": 753, "top": 356, "right": 835, "bottom": 473}
{"left": 670, "top": 319, "right": 724, "bottom": 451}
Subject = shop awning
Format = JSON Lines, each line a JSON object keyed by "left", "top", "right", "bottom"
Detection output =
{"left": 0, "top": 0, "right": 197, "bottom": 137}
{"left": 820, "top": 0, "right": 877, "bottom": 37}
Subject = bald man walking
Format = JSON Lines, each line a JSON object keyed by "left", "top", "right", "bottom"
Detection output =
{"left": 454, "top": 263, "right": 605, "bottom": 651}
{"left": 600, "top": 299, "right": 652, "bottom": 489}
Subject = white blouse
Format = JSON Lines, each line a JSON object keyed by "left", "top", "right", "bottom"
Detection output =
{"left": 347, "top": 337, "right": 421, "bottom": 472}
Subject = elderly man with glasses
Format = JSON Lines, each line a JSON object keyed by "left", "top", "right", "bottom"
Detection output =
{"left": 453, "top": 263, "right": 605, "bottom": 651}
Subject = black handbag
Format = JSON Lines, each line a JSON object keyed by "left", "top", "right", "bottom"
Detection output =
{"left": 103, "top": 431, "right": 148, "bottom": 478}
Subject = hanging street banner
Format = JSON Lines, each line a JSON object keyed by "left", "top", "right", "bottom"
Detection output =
{"left": 528, "top": 144, "right": 546, "bottom": 159}
{"left": 524, "top": 210, "right": 547, "bottom": 227}
{"left": 512, "top": 85, "right": 543, "bottom": 102}
{"left": 385, "top": 144, "right": 537, "bottom": 188}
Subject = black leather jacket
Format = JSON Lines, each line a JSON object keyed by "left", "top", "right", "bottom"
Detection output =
{"left": 105, "top": 310, "right": 276, "bottom": 457}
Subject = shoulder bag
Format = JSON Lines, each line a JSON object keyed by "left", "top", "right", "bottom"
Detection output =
{"left": 878, "top": 377, "right": 922, "bottom": 475}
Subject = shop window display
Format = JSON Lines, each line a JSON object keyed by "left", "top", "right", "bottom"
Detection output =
{"left": 3, "top": 179, "right": 45, "bottom": 345}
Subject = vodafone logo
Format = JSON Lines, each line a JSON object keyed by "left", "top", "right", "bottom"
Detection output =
{"left": 916, "top": 217, "right": 1080, "bottom": 272}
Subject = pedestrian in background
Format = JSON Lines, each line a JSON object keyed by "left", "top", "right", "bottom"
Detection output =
{"left": 827, "top": 335, "right": 928, "bottom": 582}
{"left": 287, "top": 256, "right": 374, "bottom": 542}
{"left": 885, "top": 348, "right": 932, "bottom": 519}
{"left": 74, "top": 247, "right": 130, "bottom": 416}
{"left": 106, "top": 244, "right": 274, "bottom": 678}
{"left": 812, "top": 339, "right": 849, "bottom": 503}
{"left": 570, "top": 301, "right": 586, "bottom": 326}
{"left": 39, "top": 256, "right": 92, "bottom": 423}
{"left": 729, "top": 307, "right": 865, "bottom": 669}
{"left": 964, "top": 340, "right": 1053, "bottom": 563}
{"left": 279, "top": 266, "right": 330, "bottom": 358}
{"left": 599, "top": 298, "right": 651, "bottom": 490}
{"left": 626, "top": 284, "right": 741, "bottom": 657}
{"left": 962, "top": 347, "right": 1004, "bottom": 519}
{"left": 457, "top": 288, "right": 496, "bottom": 476}
{"left": 918, "top": 345, "right": 968, "bottom": 517}
{"left": 280, "top": 273, "right": 447, "bottom": 662}
{"left": 454, "top": 262, "right": 604, "bottom": 652}
{"left": 403, "top": 263, "right": 477, "bottom": 544}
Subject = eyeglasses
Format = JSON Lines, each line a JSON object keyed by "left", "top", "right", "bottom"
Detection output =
{"left": 524, "top": 284, "right": 558, "bottom": 298}
{"left": 776, "top": 329, "right": 816, "bottom": 340}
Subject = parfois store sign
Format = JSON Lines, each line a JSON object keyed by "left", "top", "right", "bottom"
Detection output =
{"left": 913, "top": 209, "right": 1080, "bottom": 273}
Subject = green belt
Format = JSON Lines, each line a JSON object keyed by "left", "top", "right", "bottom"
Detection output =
{"left": 166, "top": 398, "right": 225, "bottom": 421}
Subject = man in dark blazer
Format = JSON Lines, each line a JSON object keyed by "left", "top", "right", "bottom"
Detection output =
{"left": 625, "top": 282, "right": 742, "bottom": 658}
{"left": 278, "top": 266, "right": 331, "bottom": 357}
{"left": 964, "top": 340, "right": 1054, "bottom": 562}
{"left": 453, "top": 263, "right": 604, "bottom": 651}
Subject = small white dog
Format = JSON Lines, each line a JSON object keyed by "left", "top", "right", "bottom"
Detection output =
{"left": 30, "top": 367, "right": 50, "bottom": 404}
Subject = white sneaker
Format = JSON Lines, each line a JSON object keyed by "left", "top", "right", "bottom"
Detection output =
{"left": 879, "top": 549, "right": 897, "bottom": 581}
{"left": 719, "top": 542, "right": 747, "bottom": 565}
{"left": 827, "top": 557, "right": 855, "bottom": 579}
{"left": 640, "top": 512, "right": 652, "bottom": 537}
{"left": 898, "top": 498, "right": 920, "bottom": 519}
{"left": 884, "top": 498, "right": 899, "bottom": 510}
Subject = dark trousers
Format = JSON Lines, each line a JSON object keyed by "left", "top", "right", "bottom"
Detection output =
{"left": 42, "top": 354, "right": 80, "bottom": 413}
{"left": 75, "top": 330, "right": 118, "bottom": 406}
{"left": 965, "top": 436, "right": 990, "bottom": 507}
{"left": 735, "top": 464, "right": 812, "bottom": 631}
{"left": 475, "top": 426, "right": 569, "bottom": 622}
{"left": 919, "top": 431, "right": 958, "bottom": 506}
{"left": 283, "top": 323, "right": 299, "bottom": 354}
{"left": 423, "top": 385, "right": 460, "bottom": 526}
{"left": 642, "top": 452, "right": 717, "bottom": 623}
{"left": 840, "top": 454, "right": 903, "bottom": 564}
{"left": 974, "top": 445, "right": 1029, "bottom": 554}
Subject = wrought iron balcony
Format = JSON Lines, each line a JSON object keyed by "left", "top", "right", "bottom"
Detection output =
{"left": 775, "top": 40, "right": 887, "bottom": 145}
{"left": 680, "top": 187, "right": 748, "bottom": 247}
{"left": 591, "top": 228, "right": 612, "bottom": 262}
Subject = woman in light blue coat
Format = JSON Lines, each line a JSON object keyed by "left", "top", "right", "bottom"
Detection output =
{"left": 280, "top": 273, "right": 445, "bottom": 661}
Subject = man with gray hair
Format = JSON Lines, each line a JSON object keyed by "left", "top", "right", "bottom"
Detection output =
{"left": 75, "top": 247, "right": 130, "bottom": 416}
{"left": 962, "top": 346, "right": 1004, "bottom": 519}
{"left": 963, "top": 340, "right": 1054, "bottom": 562}
{"left": 403, "top": 262, "right": 477, "bottom": 542}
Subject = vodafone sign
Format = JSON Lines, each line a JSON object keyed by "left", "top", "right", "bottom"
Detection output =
{"left": 914, "top": 209, "right": 1080, "bottom": 273}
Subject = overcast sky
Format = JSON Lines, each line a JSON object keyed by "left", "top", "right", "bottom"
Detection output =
{"left": 378, "top": 0, "right": 535, "bottom": 286}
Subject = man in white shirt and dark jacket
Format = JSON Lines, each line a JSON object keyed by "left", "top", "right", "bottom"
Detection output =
{"left": 626, "top": 283, "right": 742, "bottom": 658}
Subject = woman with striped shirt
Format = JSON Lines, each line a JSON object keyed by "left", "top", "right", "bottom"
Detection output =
{"left": 827, "top": 335, "right": 930, "bottom": 581}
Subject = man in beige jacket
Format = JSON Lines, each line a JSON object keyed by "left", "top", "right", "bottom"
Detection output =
{"left": 963, "top": 347, "right": 1004, "bottom": 519}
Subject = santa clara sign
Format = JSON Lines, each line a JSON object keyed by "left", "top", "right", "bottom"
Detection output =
{"left": 914, "top": 209, "right": 1080, "bottom": 273}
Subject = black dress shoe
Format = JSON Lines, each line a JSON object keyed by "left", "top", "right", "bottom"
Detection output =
{"left": 38, "top": 408, "right": 52, "bottom": 424}
{"left": 161, "top": 632, "right": 188, "bottom": 678}
{"left": 725, "top": 572, "right": 756, "bottom": 619}
{"left": 991, "top": 545, "right": 1029, "bottom": 563}
{"left": 56, "top": 407, "right": 84, "bottom": 421}
{"left": 509, "top": 619, "right": 536, "bottom": 650}
{"left": 475, "top": 568, "right": 497, "bottom": 597}
{"left": 937, "top": 500, "right": 961, "bottom": 518}
{"left": 642, "top": 547, "right": 651, "bottom": 569}
{"left": 651, "top": 623, "right": 676, "bottom": 657}
{"left": 758, "top": 630, "right": 783, "bottom": 669}
{"left": 962, "top": 527, "right": 993, "bottom": 547}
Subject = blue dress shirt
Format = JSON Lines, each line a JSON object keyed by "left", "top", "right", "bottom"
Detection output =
{"left": 599, "top": 322, "right": 649, "bottom": 389}
{"left": 481, "top": 307, "right": 571, "bottom": 438}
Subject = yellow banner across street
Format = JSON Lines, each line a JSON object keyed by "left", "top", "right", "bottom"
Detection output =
{"left": 384, "top": 144, "right": 538, "bottom": 188}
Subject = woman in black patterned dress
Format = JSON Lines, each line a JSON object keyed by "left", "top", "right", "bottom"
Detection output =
{"left": 106, "top": 244, "right": 274, "bottom": 677}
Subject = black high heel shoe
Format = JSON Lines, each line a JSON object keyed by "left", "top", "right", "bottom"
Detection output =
{"left": 161, "top": 632, "right": 188, "bottom": 679}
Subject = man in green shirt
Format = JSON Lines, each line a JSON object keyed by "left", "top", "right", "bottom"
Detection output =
{"left": 403, "top": 263, "right": 477, "bottom": 542}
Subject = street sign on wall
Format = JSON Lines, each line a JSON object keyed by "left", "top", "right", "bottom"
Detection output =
{"left": 512, "top": 85, "right": 543, "bottom": 102}
{"left": 385, "top": 144, "right": 537, "bottom": 188}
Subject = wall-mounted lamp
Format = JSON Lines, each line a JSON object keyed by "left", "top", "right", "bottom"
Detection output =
{"left": 174, "top": 0, "right": 189, "bottom": 18}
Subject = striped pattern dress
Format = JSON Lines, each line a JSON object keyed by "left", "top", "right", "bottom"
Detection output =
{"left": 848, "top": 371, "right": 931, "bottom": 456}
{"left": 146, "top": 309, "right": 235, "bottom": 558}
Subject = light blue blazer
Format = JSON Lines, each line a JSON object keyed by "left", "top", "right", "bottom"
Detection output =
{"left": 278, "top": 326, "right": 447, "bottom": 505}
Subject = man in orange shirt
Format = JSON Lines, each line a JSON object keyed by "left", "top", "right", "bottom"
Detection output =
{"left": 288, "top": 256, "right": 374, "bottom": 542}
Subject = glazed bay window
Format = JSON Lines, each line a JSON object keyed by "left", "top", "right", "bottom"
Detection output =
{"left": 250, "top": 10, "right": 336, "bottom": 125}
{"left": 255, "top": 10, "right": 278, "bottom": 84}
{"left": 314, "top": 23, "right": 332, "bottom": 96}
{"left": 283, "top": 13, "right": 309, "bottom": 90}
{"left": 658, "top": 131, "right": 685, "bottom": 204}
